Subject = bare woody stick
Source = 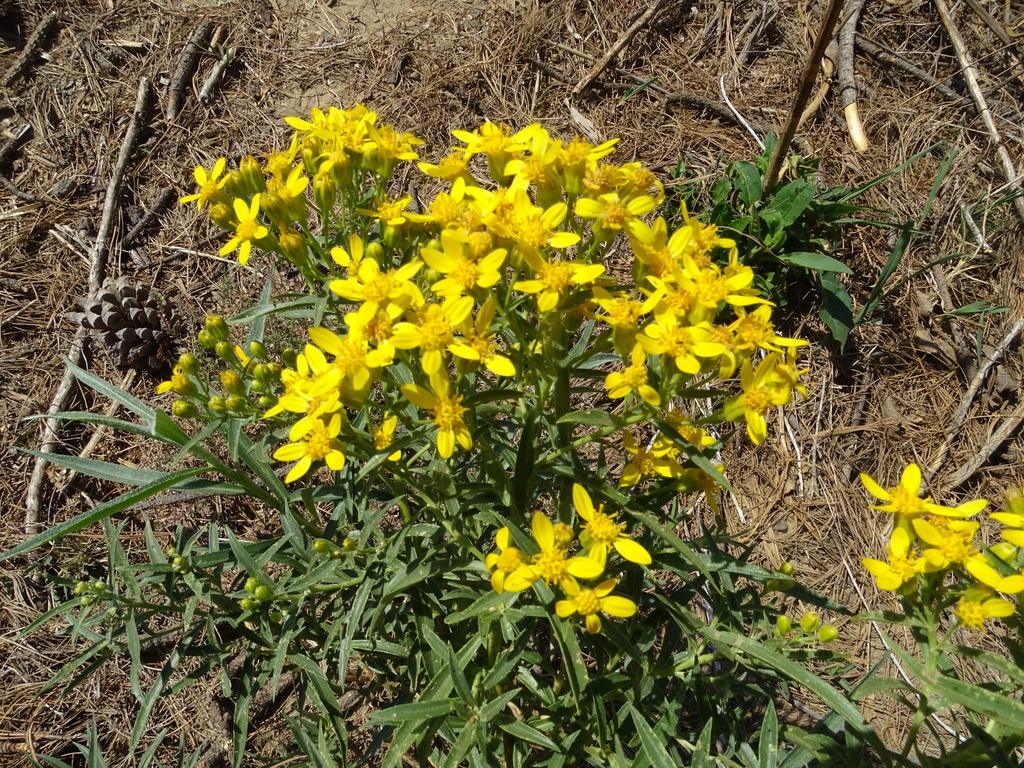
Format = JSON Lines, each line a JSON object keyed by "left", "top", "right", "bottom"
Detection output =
{"left": 837, "top": 0, "right": 868, "bottom": 152}
{"left": 571, "top": 0, "right": 671, "bottom": 97}
{"left": 166, "top": 20, "right": 214, "bottom": 120}
{"left": 199, "top": 46, "right": 238, "bottom": 103}
{"left": 2, "top": 12, "right": 59, "bottom": 86}
{"left": 763, "top": 0, "right": 846, "bottom": 193}
{"left": 24, "top": 77, "right": 153, "bottom": 535}
{"left": 933, "top": 0, "right": 1024, "bottom": 226}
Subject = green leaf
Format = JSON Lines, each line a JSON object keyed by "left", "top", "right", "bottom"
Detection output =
{"left": 498, "top": 719, "right": 560, "bottom": 752}
{"left": 18, "top": 449, "right": 167, "bottom": 486}
{"left": 67, "top": 358, "right": 154, "bottom": 423}
{"left": 764, "top": 180, "right": 815, "bottom": 227}
{"left": 371, "top": 698, "right": 455, "bottom": 724}
{"left": 627, "top": 704, "right": 676, "bottom": 768}
{"left": 926, "top": 672, "right": 1024, "bottom": 729}
{"left": 776, "top": 251, "right": 852, "bottom": 274}
{"left": 556, "top": 409, "right": 620, "bottom": 427}
{"left": 733, "top": 160, "right": 762, "bottom": 207}
{"left": 758, "top": 700, "right": 779, "bottom": 768}
{"left": 818, "top": 272, "right": 854, "bottom": 347}
{"left": 628, "top": 510, "right": 712, "bottom": 581}
{"left": 0, "top": 467, "right": 205, "bottom": 562}
{"left": 247, "top": 270, "right": 274, "bottom": 345}
{"left": 690, "top": 718, "right": 713, "bottom": 768}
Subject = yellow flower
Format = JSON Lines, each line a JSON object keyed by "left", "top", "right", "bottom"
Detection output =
{"left": 417, "top": 151, "right": 474, "bottom": 183}
{"left": 362, "top": 123, "right": 422, "bottom": 175}
{"left": 360, "top": 194, "right": 413, "bottom": 227}
{"left": 505, "top": 194, "right": 581, "bottom": 256}
{"left": 372, "top": 412, "right": 402, "bottom": 462}
{"left": 503, "top": 512, "right": 605, "bottom": 592}
{"left": 307, "top": 326, "right": 384, "bottom": 403}
{"left": 862, "top": 527, "right": 925, "bottom": 591}
{"left": 965, "top": 555, "right": 1024, "bottom": 595}
{"left": 273, "top": 413, "right": 345, "bottom": 483}
{"left": 605, "top": 345, "right": 660, "bottom": 407}
{"left": 401, "top": 370, "right": 472, "bottom": 459}
{"left": 451, "top": 121, "right": 530, "bottom": 181}
{"left": 219, "top": 196, "right": 269, "bottom": 265}
{"left": 574, "top": 191, "right": 657, "bottom": 238}
{"left": 450, "top": 296, "right": 517, "bottom": 377}
{"left": 559, "top": 135, "right": 618, "bottom": 195}
{"left": 263, "top": 344, "right": 342, "bottom": 422}
{"left": 859, "top": 464, "right": 986, "bottom": 520}
{"left": 639, "top": 315, "right": 724, "bottom": 376}
{"left": 729, "top": 305, "right": 808, "bottom": 354}
{"left": 421, "top": 229, "right": 507, "bottom": 299}
{"left": 155, "top": 365, "right": 194, "bottom": 395}
{"left": 722, "top": 353, "right": 803, "bottom": 445}
{"left": 677, "top": 259, "right": 764, "bottom": 323}
{"left": 180, "top": 157, "right": 228, "bottom": 210}
{"left": 330, "top": 234, "right": 366, "bottom": 273}
{"left": 620, "top": 431, "right": 683, "bottom": 487}
{"left": 592, "top": 287, "right": 658, "bottom": 354}
{"left": 485, "top": 527, "right": 528, "bottom": 593}
{"left": 912, "top": 517, "right": 979, "bottom": 570}
{"left": 991, "top": 489, "right": 1024, "bottom": 547}
{"left": 263, "top": 165, "right": 309, "bottom": 223}
{"left": 572, "top": 483, "right": 651, "bottom": 565}
{"left": 676, "top": 201, "right": 738, "bottom": 262}
{"left": 504, "top": 126, "right": 564, "bottom": 199}
{"left": 628, "top": 217, "right": 682, "bottom": 280}
{"left": 556, "top": 578, "right": 637, "bottom": 634}
{"left": 954, "top": 586, "right": 1015, "bottom": 630}
{"left": 513, "top": 251, "right": 604, "bottom": 313}
{"left": 329, "top": 255, "right": 423, "bottom": 318}
{"left": 390, "top": 297, "right": 474, "bottom": 375}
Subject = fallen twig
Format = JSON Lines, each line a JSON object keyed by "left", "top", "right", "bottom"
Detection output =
{"left": 2, "top": 12, "right": 59, "bottom": 86}
{"left": 797, "top": 40, "right": 837, "bottom": 129}
{"left": 0, "top": 124, "right": 33, "bottom": 172}
{"left": 199, "top": 46, "right": 238, "bottom": 103}
{"left": 571, "top": 0, "right": 671, "bottom": 97}
{"left": 123, "top": 186, "right": 176, "bottom": 249}
{"left": 959, "top": 201, "right": 992, "bottom": 253}
{"left": 855, "top": 34, "right": 962, "bottom": 102}
{"left": 166, "top": 20, "right": 214, "bottom": 120}
{"left": 763, "top": 0, "right": 846, "bottom": 192}
{"left": 837, "top": 0, "right": 868, "bottom": 152}
{"left": 929, "top": 318, "right": 1024, "bottom": 483}
{"left": 933, "top": 0, "right": 1024, "bottom": 226}
{"left": 24, "top": 78, "right": 153, "bottom": 535}
{"left": 942, "top": 400, "right": 1024, "bottom": 492}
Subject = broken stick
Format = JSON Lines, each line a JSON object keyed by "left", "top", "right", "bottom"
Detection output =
{"left": 2, "top": 12, "right": 59, "bottom": 86}
{"left": 24, "top": 77, "right": 153, "bottom": 535}
{"left": 933, "top": 0, "right": 1024, "bottom": 226}
{"left": 166, "top": 21, "right": 214, "bottom": 120}
{"left": 571, "top": 0, "right": 671, "bottom": 97}
{"left": 837, "top": 0, "right": 868, "bottom": 152}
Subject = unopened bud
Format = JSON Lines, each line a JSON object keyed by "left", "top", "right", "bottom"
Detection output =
{"left": 313, "top": 538, "right": 332, "bottom": 555}
{"left": 205, "top": 315, "right": 229, "bottom": 341}
{"left": 220, "top": 370, "right": 244, "bottom": 395}
{"left": 177, "top": 353, "right": 200, "bottom": 374}
{"left": 226, "top": 394, "right": 248, "bottom": 413}
{"left": 214, "top": 341, "right": 235, "bottom": 362}
{"left": 208, "top": 395, "right": 227, "bottom": 414}
{"left": 365, "top": 242, "right": 384, "bottom": 262}
{"left": 244, "top": 577, "right": 260, "bottom": 593}
{"left": 253, "top": 585, "right": 271, "bottom": 601}
{"left": 817, "top": 624, "right": 838, "bottom": 643}
{"left": 248, "top": 341, "right": 267, "bottom": 360}
{"left": 775, "top": 615, "right": 792, "bottom": 635}
{"left": 172, "top": 400, "right": 198, "bottom": 418}
{"left": 799, "top": 611, "right": 821, "bottom": 633}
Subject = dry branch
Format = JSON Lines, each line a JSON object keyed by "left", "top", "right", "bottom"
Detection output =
{"left": 942, "top": 400, "right": 1024, "bottom": 491}
{"left": 837, "top": 0, "right": 868, "bottom": 152}
{"left": 200, "top": 46, "right": 238, "bottom": 103}
{"left": 928, "top": 318, "right": 1024, "bottom": 481}
{"left": 763, "top": 0, "right": 846, "bottom": 192}
{"left": 166, "top": 21, "right": 214, "bottom": 120}
{"left": 0, "top": 124, "right": 33, "bottom": 171}
{"left": 933, "top": 0, "right": 1024, "bottom": 226}
{"left": 2, "top": 12, "right": 59, "bottom": 86}
{"left": 123, "top": 186, "right": 176, "bottom": 249}
{"left": 855, "top": 34, "right": 962, "bottom": 102}
{"left": 571, "top": 0, "right": 671, "bottom": 97}
{"left": 24, "top": 77, "right": 153, "bottom": 535}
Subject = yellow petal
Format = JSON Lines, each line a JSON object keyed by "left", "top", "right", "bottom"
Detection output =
{"left": 614, "top": 538, "right": 652, "bottom": 566}
{"left": 859, "top": 472, "right": 891, "bottom": 501}
{"left": 555, "top": 600, "right": 577, "bottom": 618}
{"left": 572, "top": 484, "right": 595, "bottom": 521}
{"left": 567, "top": 556, "right": 603, "bottom": 580}
{"left": 532, "top": 512, "right": 554, "bottom": 549}
{"left": 599, "top": 595, "right": 637, "bottom": 618}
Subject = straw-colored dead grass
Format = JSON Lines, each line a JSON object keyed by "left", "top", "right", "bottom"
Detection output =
{"left": 1, "top": 0, "right": 1022, "bottom": 762}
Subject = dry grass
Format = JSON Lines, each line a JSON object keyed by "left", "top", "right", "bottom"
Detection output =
{"left": 1, "top": 0, "right": 1023, "bottom": 762}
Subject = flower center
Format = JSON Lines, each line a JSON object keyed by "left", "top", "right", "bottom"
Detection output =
{"left": 602, "top": 201, "right": 630, "bottom": 230}
{"left": 621, "top": 361, "right": 648, "bottom": 390}
{"left": 735, "top": 316, "right": 774, "bottom": 347}
{"left": 496, "top": 548, "right": 524, "bottom": 573}
{"left": 539, "top": 261, "right": 573, "bottom": 292}
{"left": 531, "top": 547, "right": 569, "bottom": 584}
{"left": 889, "top": 486, "right": 927, "bottom": 516}
{"left": 236, "top": 220, "right": 258, "bottom": 241}
{"left": 574, "top": 588, "right": 601, "bottom": 615}
{"left": 429, "top": 194, "right": 461, "bottom": 225}
{"left": 363, "top": 273, "right": 397, "bottom": 305}
{"left": 418, "top": 306, "right": 454, "bottom": 350}
{"left": 553, "top": 522, "right": 574, "bottom": 549}
{"left": 694, "top": 271, "right": 729, "bottom": 306}
{"left": 452, "top": 260, "right": 479, "bottom": 289}
{"left": 434, "top": 394, "right": 467, "bottom": 431}
{"left": 955, "top": 599, "right": 986, "bottom": 628}
{"left": 305, "top": 426, "right": 333, "bottom": 460}
{"left": 331, "top": 338, "right": 366, "bottom": 376}
{"left": 516, "top": 215, "right": 553, "bottom": 250}
{"left": 585, "top": 509, "right": 624, "bottom": 545}
{"left": 744, "top": 386, "right": 772, "bottom": 414}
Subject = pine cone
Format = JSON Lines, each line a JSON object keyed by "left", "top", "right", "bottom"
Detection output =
{"left": 70, "top": 277, "right": 184, "bottom": 374}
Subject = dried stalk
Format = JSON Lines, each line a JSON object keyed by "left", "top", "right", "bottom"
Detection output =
{"left": 200, "top": 46, "right": 238, "bottom": 103}
{"left": 837, "top": 0, "right": 868, "bottom": 151}
{"left": 855, "top": 34, "right": 962, "bottom": 102}
{"left": 763, "top": 0, "right": 846, "bottom": 192}
{"left": 0, "top": 124, "right": 33, "bottom": 171}
{"left": 166, "top": 21, "right": 214, "bottom": 120}
{"left": 942, "top": 400, "right": 1024, "bottom": 491}
{"left": 933, "top": 0, "right": 1024, "bottom": 225}
{"left": 24, "top": 78, "right": 153, "bottom": 535}
{"left": 2, "top": 12, "right": 59, "bottom": 86}
{"left": 123, "top": 186, "right": 176, "bottom": 249}
{"left": 571, "top": 0, "right": 671, "bottom": 96}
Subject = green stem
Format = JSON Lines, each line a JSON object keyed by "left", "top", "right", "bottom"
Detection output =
{"left": 552, "top": 317, "right": 573, "bottom": 524}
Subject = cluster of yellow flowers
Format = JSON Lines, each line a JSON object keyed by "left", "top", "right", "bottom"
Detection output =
{"left": 486, "top": 485, "right": 646, "bottom": 634}
{"left": 860, "top": 464, "right": 1024, "bottom": 631}
{"left": 171, "top": 105, "right": 810, "bottom": 491}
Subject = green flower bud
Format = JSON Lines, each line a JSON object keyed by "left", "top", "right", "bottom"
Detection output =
{"left": 780, "top": 562, "right": 794, "bottom": 576}
{"left": 278, "top": 228, "right": 308, "bottom": 263}
{"left": 220, "top": 370, "right": 244, "bottom": 395}
{"left": 281, "top": 348, "right": 298, "bottom": 368}
{"left": 365, "top": 242, "right": 384, "bottom": 261}
{"left": 105, "top": 606, "right": 118, "bottom": 619}
{"left": 258, "top": 395, "right": 275, "bottom": 409}
{"left": 177, "top": 353, "right": 200, "bottom": 374}
{"left": 248, "top": 341, "right": 267, "bottom": 360}
{"left": 226, "top": 394, "right": 248, "bottom": 413}
{"left": 205, "top": 314, "right": 229, "bottom": 339}
{"left": 799, "top": 611, "right": 821, "bottom": 633}
{"left": 342, "top": 536, "right": 358, "bottom": 551}
{"left": 775, "top": 614, "right": 792, "bottom": 635}
{"left": 250, "top": 380, "right": 267, "bottom": 394}
{"left": 253, "top": 585, "right": 271, "bottom": 601}
{"left": 208, "top": 395, "right": 227, "bottom": 414}
{"left": 240, "top": 597, "right": 255, "bottom": 611}
{"left": 313, "top": 538, "right": 332, "bottom": 555}
{"left": 251, "top": 363, "right": 268, "bottom": 381}
{"left": 244, "top": 577, "right": 260, "bottom": 593}
{"left": 197, "top": 329, "right": 216, "bottom": 349}
{"left": 237, "top": 156, "right": 266, "bottom": 195}
{"left": 73, "top": 580, "right": 87, "bottom": 595}
{"left": 265, "top": 362, "right": 283, "bottom": 380}
{"left": 208, "top": 201, "right": 234, "bottom": 230}
{"left": 214, "top": 341, "right": 236, "bottom": 363}
{"left": 92, "top": 579, "right": 106, "bottom": 592}
{"left": 164, "top": 546, "right": 178, "bottom": 557}
{"left": 172, "top": 400, "right": 198, "bottom": 418}
{"left": 817, "top": 624, "right": 839, "bottom": 643}
{"left": 81, "top": 595, "right": 94, "bottom": 606}
{"left": 172, "top": 555, "right": 188, "bottom": 569}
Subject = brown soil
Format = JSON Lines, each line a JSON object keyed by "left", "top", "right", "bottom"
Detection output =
{"left": 2, "top": 0, "right": 1023, "bottom": 763}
